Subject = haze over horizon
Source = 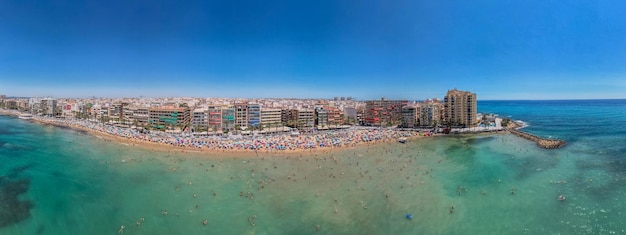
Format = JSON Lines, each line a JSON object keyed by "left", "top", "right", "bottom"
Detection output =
{"left": 2, "top": 0, "right": 626, "bottom": 100}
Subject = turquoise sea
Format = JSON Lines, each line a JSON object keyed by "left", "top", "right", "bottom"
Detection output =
{"left": 1, "top": 99, "right": 625, "bottom": 234}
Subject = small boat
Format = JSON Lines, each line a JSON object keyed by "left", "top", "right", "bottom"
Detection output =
{"left": 18, "top": 114, "right": 33, "bottom": 120}
{"left": 398, "top": 137, "right": 407, "bottom": 143}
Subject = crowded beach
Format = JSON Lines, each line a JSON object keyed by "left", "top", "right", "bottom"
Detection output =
{"left": 24, "top": 114, "right": 429, "bottom": 153}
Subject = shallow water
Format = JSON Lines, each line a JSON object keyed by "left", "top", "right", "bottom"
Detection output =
{"left": 1, "top": 100, "right": 626, "bottom": 234}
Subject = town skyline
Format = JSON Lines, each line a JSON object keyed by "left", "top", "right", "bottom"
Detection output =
{"left": 2, "top": 1, "right": 626, "bottom": 100}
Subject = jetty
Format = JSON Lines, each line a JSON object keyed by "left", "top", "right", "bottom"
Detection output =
{"left": 506, "top": 122, "right": 566, "bottom": 149}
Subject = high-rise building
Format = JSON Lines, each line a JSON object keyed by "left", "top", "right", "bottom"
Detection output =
{"left": 443, "top": 89, "right": 477, "bottom": 127}
{"left": 364, "top": 98, "right": 408, "bottom": 127}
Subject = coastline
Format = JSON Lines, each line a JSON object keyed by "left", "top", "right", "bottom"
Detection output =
{"left": 1, "top": 110, "right": 432, "bottom": 157}
{"left": 0, "top": 110, "right": 528, "bottom": 157}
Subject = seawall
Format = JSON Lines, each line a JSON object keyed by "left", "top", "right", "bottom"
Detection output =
{"left": 507, "top": 121, "right": 566, "bottom": 149}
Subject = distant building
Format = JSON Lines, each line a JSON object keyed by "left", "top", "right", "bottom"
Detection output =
{"left": 40, "top": 98, "right": 57, "bottom": 117}
{"left": 7, "top": 100, "right": 18, "bottom": 110}
{"left": 444, "top": 89, "right": 477, "bottom": 127}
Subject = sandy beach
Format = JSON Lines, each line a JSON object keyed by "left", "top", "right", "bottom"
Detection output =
{"left": 0, "top": 110, "right": 435, "bottom": 157}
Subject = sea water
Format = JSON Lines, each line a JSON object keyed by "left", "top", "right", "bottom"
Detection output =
{"left": 1, "top": 99, "right": 625, "bottom": 234}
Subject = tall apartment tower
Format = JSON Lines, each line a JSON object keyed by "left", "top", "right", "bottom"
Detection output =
{"left": 443, "top": 89, "right": 477, "bottom": 127}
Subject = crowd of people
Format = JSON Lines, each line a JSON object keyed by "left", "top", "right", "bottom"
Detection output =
{"left": 33, "top": 116, "right": 429, "bottom": 152}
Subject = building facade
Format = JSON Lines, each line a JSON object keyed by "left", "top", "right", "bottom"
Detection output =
{"left": 40, "top": 98, "right": 57, "bottom": 117}
{"left": 148, "top": 106, "right": 191, "bottom": 130}
{"left": 363, "top": 99, "right": 408, "bottom": 127}
{"left": 260, "top": 108, "right": 282, "bottom": 129}
{"left": 192, "top": 108, "right": 208, "bottom": 130}
{"left": 234, "top": 102, "right": 248, "bottom": 129}
{"left": 401, "top": 105, "right": 419, "bottom": 128}
{"left": 419, "top": 101, "right": 442, "bottom": 127}
{"left": 315, "top": 107, "right": 328, "bottom": 128}
{"left": 247, "top": 103, "right": 261, "bottom": 128}
{"left": 443, "top": 89, "right": 477, "bottom": 127}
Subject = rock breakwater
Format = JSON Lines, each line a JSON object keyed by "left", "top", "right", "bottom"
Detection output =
{"left": 507, "top": 121, "right": 566, "bottom": 149}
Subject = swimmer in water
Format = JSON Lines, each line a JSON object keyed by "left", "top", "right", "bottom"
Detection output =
{"left": 203, "top": 219, "right": 208, "bottom": 225}
{"left": 161, "top": 210, "right": 168, "bottom": 215}
{"left": 193, "top": 193, "right": 197, "bottom": 198}
{"left": 118, "top": 225, "right": 125, "bottom": 234}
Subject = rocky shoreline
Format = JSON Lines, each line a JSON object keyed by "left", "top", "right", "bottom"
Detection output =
{"left": 506, "top": 121, "right": 566, "bottom": 149}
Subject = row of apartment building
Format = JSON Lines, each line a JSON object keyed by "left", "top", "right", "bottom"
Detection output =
{"left": 1, "top": 89, "right": 477, "bottom": 130}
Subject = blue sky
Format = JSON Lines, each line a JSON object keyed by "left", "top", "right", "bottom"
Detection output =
{"left": 1, "top": 0, "right": 625, "bottom": 100}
